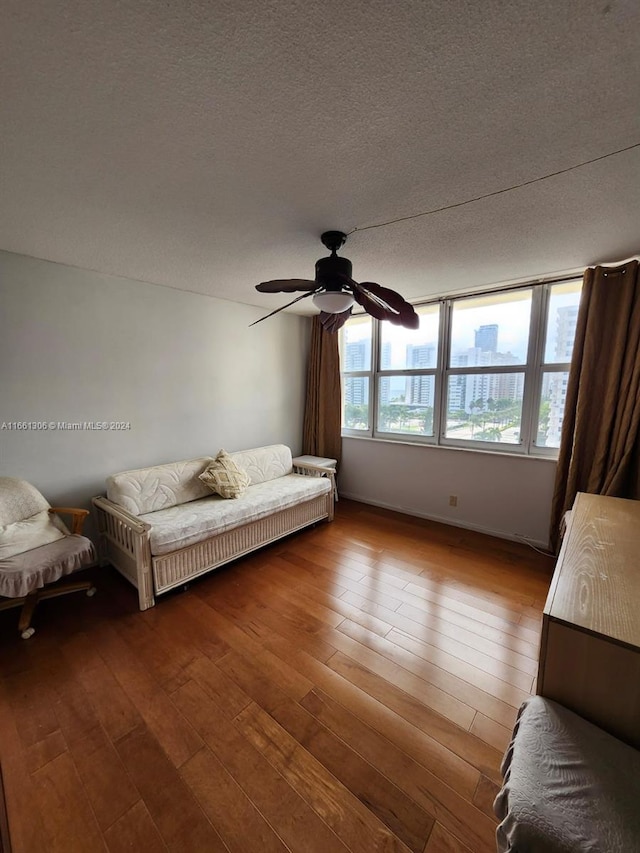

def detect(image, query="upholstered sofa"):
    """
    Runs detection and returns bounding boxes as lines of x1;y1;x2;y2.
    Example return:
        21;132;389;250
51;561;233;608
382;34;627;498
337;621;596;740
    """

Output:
92;445;334;610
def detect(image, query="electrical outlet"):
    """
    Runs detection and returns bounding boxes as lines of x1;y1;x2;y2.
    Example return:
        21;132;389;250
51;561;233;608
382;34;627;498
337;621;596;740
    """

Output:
449;495;458;507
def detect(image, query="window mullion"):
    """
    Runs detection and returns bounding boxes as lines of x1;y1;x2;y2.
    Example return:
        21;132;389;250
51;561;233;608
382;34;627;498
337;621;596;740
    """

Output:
371;316;380;436
435;299;451;443
519;286;545;451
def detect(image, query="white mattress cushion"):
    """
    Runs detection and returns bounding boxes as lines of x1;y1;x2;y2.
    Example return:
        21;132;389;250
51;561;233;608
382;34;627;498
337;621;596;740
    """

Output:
141;473;330;555
107;456;215;515
495;696;640;853
228;445;292;485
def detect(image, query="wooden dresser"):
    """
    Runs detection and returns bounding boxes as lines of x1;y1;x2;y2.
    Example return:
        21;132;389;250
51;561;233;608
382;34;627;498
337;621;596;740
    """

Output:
537;492;640;748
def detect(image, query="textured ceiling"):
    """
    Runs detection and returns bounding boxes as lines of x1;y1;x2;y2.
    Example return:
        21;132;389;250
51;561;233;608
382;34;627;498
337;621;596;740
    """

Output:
2;0;639;316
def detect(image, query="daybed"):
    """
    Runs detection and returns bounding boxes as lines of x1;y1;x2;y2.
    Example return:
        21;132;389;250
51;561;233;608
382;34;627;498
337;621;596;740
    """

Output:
92;444;334;610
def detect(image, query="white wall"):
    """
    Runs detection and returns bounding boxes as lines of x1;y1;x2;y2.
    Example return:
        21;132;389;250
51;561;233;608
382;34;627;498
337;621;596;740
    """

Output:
340;436;557;548
0;251;309;520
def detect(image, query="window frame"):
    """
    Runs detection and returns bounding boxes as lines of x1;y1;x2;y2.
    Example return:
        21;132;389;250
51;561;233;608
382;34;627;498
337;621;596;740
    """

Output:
340;277;581;456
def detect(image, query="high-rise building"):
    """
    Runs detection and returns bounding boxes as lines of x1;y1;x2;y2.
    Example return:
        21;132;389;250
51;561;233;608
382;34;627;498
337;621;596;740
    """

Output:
406;344;435;406
379;342;392;405
474;324;498;353
344;340;369;405
546;304;579;445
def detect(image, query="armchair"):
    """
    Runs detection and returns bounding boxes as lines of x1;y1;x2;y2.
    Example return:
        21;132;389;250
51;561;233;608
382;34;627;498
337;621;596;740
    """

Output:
0;477;97;639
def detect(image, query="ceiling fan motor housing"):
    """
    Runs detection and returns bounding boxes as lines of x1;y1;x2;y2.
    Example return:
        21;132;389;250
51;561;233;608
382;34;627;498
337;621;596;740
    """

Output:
315;255;353;292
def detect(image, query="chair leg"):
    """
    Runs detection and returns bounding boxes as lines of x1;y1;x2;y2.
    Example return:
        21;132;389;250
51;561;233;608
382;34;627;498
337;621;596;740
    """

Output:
38;580;96;602
12;581;97;639
18;592;40;639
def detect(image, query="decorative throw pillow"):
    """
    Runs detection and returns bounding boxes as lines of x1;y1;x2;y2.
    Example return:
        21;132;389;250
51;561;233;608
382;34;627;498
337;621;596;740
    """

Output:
198;450;251;499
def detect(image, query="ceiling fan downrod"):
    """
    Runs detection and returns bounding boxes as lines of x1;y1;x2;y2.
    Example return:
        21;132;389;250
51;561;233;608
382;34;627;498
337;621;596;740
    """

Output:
316;231;351;292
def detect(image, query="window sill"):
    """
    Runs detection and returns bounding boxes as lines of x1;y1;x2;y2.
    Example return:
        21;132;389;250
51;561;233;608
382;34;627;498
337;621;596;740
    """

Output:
341;433;559;462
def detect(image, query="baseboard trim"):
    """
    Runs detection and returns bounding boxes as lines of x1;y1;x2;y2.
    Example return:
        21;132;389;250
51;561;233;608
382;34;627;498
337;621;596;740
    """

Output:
339;491;550;552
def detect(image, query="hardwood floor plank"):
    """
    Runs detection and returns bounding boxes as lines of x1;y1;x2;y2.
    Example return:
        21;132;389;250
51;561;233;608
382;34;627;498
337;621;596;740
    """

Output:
114;609;205;694
0;499;548;853
300;689;497;853
90;623;204;767
146;593;231;665
384;627;532;705
319;618;518;727
181;655;253;719
215;648;300;712
115;726;228;852
3;668;60;749
103;801;168;853
270;695;435;853
32;751;106;852
396;601;539;661
389;623;534;690
263;559;394;639
235;700;414;853
172;679;352;853
61;633;143;743
68;725;140;833
473;774;501;819
181;746;289;853
0;682;50;852
24;729;68;774
327;653;503;783
470;712;515;754
423;822;475;853
327;647;472;729
340;590;538;674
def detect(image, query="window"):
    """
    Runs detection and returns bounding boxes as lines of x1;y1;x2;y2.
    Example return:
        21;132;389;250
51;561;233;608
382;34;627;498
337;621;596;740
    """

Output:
340;314;372;430
340;278;582;456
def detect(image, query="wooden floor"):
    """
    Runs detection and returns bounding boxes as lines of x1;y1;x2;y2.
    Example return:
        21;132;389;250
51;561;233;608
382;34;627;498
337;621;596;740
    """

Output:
0;499;554;853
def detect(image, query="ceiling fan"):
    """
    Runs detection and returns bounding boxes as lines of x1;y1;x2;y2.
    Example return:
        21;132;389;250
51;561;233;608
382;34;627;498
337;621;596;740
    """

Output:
252;231;420;332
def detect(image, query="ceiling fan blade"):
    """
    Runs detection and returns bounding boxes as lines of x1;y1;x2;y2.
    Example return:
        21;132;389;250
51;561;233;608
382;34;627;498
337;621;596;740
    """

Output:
319;308;352;333
249;291;315;327
256;279;317;293
351;282;399;324
357;281;420;330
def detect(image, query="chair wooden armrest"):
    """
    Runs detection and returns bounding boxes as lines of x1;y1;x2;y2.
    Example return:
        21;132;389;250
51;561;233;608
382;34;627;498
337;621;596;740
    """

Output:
49;506;90;534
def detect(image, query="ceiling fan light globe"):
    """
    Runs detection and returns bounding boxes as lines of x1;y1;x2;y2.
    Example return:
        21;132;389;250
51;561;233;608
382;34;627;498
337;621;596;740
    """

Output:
312;292;355;314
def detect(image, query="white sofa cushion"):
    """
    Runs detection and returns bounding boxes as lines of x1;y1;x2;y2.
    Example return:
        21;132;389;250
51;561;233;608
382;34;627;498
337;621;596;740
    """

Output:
229;445;292;485
141;473;331;556
107;456;215;515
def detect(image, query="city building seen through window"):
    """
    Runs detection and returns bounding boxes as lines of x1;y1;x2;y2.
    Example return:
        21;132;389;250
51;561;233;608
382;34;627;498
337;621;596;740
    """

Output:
339;279;582;455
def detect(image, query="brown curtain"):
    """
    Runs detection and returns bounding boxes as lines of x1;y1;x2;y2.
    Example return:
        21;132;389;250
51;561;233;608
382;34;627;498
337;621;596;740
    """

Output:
549;260;640;551
302;316;342;464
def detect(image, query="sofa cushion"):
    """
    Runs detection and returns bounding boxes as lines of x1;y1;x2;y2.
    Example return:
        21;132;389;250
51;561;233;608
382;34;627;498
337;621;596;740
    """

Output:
141;473;331;556
228;445;292;485
0;509;68;561
107;456;215;515
199;450;251;499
